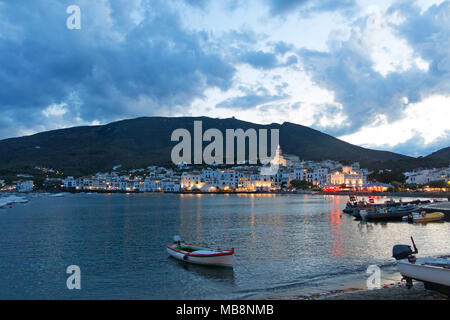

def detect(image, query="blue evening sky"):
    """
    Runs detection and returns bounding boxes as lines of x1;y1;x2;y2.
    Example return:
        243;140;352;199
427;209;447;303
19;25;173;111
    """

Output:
0;0;449;156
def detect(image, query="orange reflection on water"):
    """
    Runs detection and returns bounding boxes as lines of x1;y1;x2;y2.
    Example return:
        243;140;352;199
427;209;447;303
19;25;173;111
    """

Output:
330;196;345;258
250;195;255;240
196;196;202;242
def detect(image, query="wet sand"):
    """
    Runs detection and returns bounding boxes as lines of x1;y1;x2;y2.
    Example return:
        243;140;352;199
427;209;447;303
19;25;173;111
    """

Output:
321;282;447;300
261;282;447;300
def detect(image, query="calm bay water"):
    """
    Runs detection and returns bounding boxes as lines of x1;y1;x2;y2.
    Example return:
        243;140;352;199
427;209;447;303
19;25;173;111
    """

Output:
0;193;449;299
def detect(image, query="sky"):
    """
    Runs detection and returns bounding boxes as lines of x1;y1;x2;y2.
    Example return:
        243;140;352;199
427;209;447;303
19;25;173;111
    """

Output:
0;0;449;157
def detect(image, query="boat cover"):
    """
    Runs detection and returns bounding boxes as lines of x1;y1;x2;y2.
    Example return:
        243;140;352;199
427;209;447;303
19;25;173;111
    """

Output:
189;250;223;255
424;258;450;269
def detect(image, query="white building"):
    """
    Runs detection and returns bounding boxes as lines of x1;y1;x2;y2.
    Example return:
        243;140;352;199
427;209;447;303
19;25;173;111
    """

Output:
327;166;366;188
405;166;450;184
181;172;203;189
16;180;34;192
162;181;180;192
293;167;329;186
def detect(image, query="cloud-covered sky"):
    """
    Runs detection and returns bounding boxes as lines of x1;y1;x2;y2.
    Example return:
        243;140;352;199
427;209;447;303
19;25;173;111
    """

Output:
0;0;449;156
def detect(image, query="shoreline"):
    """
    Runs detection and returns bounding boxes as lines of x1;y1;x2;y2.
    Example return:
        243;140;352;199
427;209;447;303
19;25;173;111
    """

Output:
319;191;450;198
318;282;447;300
258;282;447;300
2;190;449;198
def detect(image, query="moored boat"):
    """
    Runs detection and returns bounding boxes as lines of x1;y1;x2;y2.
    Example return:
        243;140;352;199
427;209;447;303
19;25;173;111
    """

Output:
359;209;369;221
393;237;450;295
49;193;66;197
167;236;234;268
412;211;445;223
0;195;29;208
365;204;417;221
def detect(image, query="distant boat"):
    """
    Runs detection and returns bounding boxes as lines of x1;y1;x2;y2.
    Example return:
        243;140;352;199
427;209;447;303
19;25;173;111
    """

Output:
412;211;445;223
49;193;65;197
402;211;445;223
167;236;234;268
0;195;29;208
393;237;450;295
359;209;369;221
344;197;368;214
364;204;418;221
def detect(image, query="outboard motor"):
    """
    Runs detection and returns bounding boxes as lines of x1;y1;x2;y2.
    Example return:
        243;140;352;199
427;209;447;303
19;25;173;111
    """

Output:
393;237;419;289
393;245;414;260
173;235;182;245
392;237;418;261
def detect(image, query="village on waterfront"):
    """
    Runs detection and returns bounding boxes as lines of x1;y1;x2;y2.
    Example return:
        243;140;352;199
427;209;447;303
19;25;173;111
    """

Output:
2;0;450;306
1;146;449;195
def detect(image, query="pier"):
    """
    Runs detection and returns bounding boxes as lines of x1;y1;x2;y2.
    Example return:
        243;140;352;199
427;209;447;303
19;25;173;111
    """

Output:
419;201;450;221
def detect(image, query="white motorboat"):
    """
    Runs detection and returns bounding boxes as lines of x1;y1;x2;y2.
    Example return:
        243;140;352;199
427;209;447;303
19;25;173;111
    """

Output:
359;209;369;221
0;195;29;208
167;236;234;268
50;193;66;197
393;237;450;295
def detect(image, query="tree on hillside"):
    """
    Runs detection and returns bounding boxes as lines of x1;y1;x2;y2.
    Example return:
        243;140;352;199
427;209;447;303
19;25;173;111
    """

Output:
427;180;448;188
368;170;406;184
290;179;314;190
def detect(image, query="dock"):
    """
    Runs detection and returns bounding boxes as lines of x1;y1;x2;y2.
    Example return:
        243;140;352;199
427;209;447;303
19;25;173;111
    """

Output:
419;201;450;221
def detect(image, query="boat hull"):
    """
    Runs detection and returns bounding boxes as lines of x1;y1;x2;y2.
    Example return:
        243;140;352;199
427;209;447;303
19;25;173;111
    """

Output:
167;244;234;268
366;207;416;221
413;212;445;223
398;261;450;294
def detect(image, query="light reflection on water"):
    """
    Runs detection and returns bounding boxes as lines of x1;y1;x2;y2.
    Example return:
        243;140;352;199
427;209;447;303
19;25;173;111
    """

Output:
0;193;448;299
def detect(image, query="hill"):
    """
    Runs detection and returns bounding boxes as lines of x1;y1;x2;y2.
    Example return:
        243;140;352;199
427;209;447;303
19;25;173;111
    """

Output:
0;116;412;175
425;147;450;161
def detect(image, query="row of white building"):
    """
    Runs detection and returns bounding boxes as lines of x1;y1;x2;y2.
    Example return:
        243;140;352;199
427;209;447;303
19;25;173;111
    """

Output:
63;167;181;192
404;166;450;184
0;180;34;192
61;155;369;192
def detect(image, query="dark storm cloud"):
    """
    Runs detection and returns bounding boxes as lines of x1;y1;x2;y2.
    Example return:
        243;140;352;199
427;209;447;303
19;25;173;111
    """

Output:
298;1;450;140
216;87;289;109
182;0;209;9
372;131;450;158
0;0;236;138
299;47;426;135
238;48;298;70
273;41;294;54
238;50;279;69
391;1;450;94
265;0;356;15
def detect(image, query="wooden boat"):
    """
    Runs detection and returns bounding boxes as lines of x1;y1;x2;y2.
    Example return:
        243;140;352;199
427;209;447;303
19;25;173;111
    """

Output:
167;236;234;268
412;211;445;223
393;237;450;295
